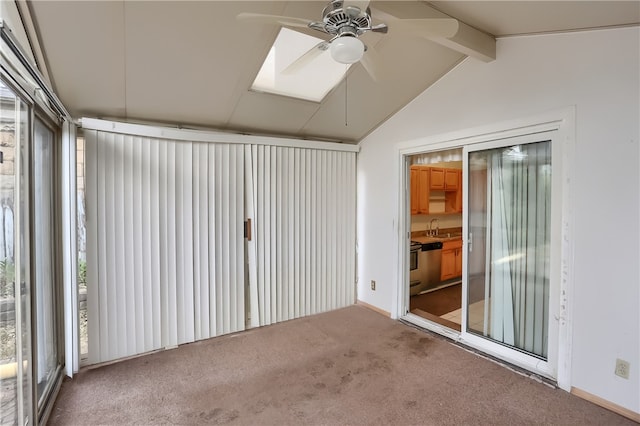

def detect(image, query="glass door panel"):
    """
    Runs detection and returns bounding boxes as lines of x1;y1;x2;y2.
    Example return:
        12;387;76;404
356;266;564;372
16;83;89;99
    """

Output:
33;118;58;403
0;80;32;425
466;139;552;359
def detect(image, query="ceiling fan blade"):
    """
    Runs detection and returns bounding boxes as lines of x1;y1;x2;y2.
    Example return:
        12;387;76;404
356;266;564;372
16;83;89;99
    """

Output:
236;13;313;29
343;1;370;14
359;44;389;82
392;18;459;39
370;23;388;34
282;41;330;75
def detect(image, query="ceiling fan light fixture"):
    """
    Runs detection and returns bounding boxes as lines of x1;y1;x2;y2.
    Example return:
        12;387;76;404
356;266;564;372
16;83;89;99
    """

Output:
330;36;364;64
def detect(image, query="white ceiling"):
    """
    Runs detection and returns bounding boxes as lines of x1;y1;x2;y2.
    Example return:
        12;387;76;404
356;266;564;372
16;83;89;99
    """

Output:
25;1;640;143
430;1;640;37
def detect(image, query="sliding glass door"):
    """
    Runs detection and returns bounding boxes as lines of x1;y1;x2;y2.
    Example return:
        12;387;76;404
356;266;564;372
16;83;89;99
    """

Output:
464;132;557;375
0;79;32;426
2;27;66;423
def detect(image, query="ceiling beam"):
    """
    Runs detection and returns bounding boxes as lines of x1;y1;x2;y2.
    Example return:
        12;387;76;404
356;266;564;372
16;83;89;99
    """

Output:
429;20;496;62
373;1;496;62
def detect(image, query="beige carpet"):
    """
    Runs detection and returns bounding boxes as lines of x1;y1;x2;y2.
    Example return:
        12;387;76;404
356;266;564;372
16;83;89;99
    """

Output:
49;305;633;425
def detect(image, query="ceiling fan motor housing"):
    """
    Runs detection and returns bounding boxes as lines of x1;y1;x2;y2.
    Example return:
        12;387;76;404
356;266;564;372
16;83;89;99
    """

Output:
321;0;372;36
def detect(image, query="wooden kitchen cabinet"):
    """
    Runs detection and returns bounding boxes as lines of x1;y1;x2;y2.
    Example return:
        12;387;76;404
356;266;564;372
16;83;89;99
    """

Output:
444;169;463;213
430;168;445;190
410;168;418;215
444;168;459;190
431;167;459;191
411;165;462;215
455;245;463;277
441;249;457;281
456;170;463;212
441;239;463;281
410;165;430;214
417;168;429;214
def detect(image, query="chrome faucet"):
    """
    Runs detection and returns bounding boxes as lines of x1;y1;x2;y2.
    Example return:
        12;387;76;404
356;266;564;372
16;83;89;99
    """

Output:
429;218;439;236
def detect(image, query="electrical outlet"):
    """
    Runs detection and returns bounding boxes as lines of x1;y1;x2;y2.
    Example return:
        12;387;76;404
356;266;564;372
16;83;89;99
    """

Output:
370;280;376;291
615;358;630;379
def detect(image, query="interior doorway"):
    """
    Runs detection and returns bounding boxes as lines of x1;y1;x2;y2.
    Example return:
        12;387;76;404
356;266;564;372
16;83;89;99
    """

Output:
407;148;464;331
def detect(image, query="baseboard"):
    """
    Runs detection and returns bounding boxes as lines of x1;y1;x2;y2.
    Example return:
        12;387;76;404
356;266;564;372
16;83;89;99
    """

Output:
571;387;640;423
356;300;390;317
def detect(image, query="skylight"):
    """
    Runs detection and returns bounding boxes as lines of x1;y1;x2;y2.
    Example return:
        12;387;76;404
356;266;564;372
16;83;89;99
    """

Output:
251;28;351;102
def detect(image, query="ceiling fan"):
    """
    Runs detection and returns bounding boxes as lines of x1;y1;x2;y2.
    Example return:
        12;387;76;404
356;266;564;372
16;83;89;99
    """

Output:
237;0;459;80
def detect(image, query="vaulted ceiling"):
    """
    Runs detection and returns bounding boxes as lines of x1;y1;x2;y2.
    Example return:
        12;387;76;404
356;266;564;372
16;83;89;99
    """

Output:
21;1;640;143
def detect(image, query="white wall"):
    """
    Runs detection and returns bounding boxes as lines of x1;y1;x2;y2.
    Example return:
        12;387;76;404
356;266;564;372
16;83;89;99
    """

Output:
357;27;639;413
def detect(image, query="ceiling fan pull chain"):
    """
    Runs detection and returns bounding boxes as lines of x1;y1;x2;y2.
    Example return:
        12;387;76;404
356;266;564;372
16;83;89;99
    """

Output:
345;66;348;127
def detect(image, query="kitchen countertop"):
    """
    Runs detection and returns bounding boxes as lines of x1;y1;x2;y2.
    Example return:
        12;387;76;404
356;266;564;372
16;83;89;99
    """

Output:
412;228;463;243
412;234;462;243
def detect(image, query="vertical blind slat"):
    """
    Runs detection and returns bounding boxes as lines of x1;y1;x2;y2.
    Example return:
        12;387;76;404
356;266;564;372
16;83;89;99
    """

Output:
175;144;185;344
293;149;301;319
123;136;137;354
183;143;196;344
307;149;313;315
113;134;126;358
104;132;117;360
150;140;162;350
158;141;168;348
214;144;223;335
256;146;265;325
166;142;178;347
192;144;201;340
131;137;143;354
140;137;152;352
311;149;318;314
235;145;245;331
85;131;100;363
200;143;211;339
270;148;277;324
207;144;217;335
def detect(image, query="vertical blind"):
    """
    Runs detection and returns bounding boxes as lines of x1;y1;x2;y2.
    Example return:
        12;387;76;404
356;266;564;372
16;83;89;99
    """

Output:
85;128;356;364
86;132;245;363
246;146;356;327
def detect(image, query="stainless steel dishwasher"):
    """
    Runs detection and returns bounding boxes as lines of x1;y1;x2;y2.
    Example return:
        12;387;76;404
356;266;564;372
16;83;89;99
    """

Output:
419;241;443;291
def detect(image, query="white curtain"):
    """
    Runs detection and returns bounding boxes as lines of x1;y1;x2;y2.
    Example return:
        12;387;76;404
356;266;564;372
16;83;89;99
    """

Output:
246;145;356;326
86;132;245;364
486;141;551;358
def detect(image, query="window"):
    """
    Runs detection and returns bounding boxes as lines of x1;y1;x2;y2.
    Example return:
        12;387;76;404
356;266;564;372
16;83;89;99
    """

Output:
251;28;351;102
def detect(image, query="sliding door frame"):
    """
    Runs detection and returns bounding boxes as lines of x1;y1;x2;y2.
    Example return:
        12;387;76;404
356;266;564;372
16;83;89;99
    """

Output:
30;109;65;423
461;131;559;379
394;107;575;390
